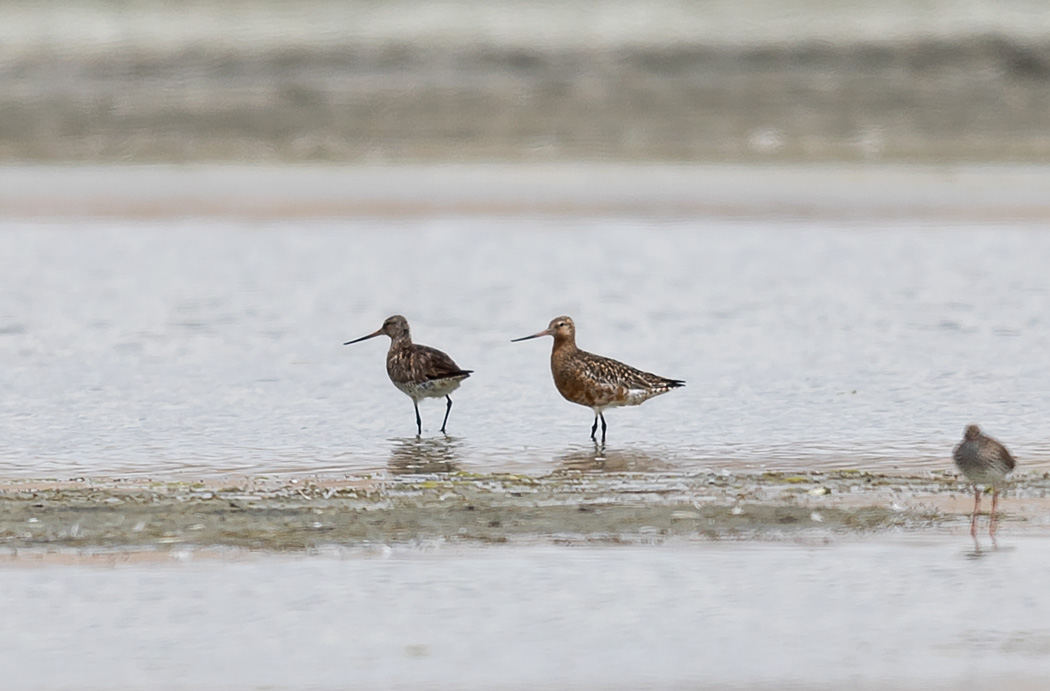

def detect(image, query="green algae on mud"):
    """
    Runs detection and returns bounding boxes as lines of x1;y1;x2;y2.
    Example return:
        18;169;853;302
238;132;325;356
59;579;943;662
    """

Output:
0;469;1009;551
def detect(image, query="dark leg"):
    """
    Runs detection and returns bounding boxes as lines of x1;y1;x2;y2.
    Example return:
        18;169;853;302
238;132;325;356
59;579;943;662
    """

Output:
970;487;981;538
990;488;1000;538
441;396;453;434
599;413;607;445
414;400;422;436
590;415;599;441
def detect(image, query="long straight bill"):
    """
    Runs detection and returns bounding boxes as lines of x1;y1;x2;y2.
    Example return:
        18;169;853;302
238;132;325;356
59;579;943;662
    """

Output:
511;328;553;342
343;329;383;345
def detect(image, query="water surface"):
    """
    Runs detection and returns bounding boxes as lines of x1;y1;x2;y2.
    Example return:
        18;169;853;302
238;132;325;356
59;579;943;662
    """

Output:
2;537;1049;689
2;196;1049;478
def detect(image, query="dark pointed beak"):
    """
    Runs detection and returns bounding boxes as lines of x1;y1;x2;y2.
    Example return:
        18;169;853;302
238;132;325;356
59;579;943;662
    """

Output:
511;327;553;342
344;328;383;345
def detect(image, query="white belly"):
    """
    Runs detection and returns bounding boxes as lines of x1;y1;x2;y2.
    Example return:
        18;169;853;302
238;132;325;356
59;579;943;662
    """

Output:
393;377;464;401
592;386;670;412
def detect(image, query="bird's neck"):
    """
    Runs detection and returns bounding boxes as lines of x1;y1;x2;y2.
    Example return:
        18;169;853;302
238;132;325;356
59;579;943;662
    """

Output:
551;333;576;356
388;333;412;351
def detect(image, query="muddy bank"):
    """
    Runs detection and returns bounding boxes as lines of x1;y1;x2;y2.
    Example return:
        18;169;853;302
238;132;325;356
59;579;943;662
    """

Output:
1;470;1046;551
4;36;1050;163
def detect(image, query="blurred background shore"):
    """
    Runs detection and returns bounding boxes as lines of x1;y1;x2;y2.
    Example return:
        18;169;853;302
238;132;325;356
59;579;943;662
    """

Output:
4;0;1050;164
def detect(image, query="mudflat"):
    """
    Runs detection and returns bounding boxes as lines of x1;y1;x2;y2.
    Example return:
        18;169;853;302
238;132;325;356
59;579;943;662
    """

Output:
4;1;1050;163
0;469;1045;552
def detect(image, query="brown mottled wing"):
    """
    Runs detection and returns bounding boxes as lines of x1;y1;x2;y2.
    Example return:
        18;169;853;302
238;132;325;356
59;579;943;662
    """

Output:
578;350;684;393
955;435;1017;475
412;344;473;383
985;437;1017;472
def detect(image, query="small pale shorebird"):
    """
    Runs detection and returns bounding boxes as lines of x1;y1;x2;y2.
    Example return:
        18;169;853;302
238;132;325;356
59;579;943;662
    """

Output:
512;316;684;444
344;315;472;435
952;424;1016;538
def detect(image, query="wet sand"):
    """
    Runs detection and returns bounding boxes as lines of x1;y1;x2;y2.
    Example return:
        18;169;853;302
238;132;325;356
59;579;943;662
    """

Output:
6;38;1050;164
1;469;1046;553
4;163;1050;220
4;1;1050;164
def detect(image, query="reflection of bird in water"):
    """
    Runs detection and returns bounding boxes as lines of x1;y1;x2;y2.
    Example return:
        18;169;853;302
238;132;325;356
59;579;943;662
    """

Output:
387;436;463;475
555;446;669;473
344;315;472;435
512;316;684;444
952;424;1016;538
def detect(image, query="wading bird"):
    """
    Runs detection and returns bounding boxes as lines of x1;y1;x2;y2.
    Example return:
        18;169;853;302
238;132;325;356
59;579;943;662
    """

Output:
952;424;1016;538
512;316;684;444
344;315;472;435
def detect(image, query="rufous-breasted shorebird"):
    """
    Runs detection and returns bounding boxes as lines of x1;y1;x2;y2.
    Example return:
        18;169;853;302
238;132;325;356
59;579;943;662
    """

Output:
344;315;472;435
512;316;684;443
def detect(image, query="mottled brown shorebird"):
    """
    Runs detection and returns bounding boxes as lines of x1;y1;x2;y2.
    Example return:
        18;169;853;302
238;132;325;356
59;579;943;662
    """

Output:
344;315;472;435
952;424;1016;538
512;316;684;443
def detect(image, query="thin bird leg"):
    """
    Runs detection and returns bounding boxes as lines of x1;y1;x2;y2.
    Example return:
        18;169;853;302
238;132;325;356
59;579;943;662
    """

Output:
599;413;608;445
990;488;1000;537
591;416;599;441
970;487;981;538
414;400;422;436
441;395;453;434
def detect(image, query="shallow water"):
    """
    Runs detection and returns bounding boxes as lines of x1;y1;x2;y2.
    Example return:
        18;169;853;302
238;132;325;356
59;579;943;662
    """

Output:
2;537;1050;689
2;169;1050;478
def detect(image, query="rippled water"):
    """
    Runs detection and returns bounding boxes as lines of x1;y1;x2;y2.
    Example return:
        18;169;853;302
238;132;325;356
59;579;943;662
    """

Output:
3;537;1050;689
2;180;1050;478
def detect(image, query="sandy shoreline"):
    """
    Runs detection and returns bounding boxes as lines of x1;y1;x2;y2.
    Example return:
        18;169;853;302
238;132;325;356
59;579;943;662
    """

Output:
4;22;1050;164
0;470;1044;554
4;163;1050;221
